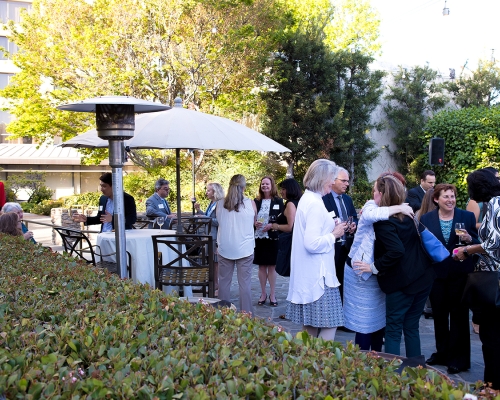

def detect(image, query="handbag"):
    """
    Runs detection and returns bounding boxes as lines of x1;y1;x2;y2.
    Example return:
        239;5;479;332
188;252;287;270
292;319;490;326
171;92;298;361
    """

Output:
413;217;450;263
275;231;292;277
462;254;500;308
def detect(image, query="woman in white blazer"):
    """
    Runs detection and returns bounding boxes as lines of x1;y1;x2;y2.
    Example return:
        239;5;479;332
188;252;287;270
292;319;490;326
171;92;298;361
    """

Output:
286;159;347;341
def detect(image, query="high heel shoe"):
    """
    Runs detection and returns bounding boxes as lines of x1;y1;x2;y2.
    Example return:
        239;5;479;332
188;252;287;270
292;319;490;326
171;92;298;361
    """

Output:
258;295;267;306
269;296;278;307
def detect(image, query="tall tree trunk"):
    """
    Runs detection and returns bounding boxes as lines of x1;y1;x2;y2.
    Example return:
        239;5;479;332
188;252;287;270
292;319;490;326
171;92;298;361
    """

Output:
286;160;294;178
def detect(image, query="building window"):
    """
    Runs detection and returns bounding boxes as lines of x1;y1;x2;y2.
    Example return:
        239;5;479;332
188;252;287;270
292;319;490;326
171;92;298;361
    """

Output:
0;1;31;24
0;72;13;88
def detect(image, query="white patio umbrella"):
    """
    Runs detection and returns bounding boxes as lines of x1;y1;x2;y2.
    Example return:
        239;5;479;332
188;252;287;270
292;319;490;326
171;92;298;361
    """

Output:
61;97;291;230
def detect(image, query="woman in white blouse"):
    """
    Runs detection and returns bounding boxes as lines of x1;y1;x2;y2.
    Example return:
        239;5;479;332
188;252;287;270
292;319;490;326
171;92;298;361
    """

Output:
217;174;257;314
285;159;347;340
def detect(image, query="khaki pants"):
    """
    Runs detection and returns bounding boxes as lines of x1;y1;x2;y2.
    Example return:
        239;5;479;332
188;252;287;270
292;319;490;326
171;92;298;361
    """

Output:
218;253;254;314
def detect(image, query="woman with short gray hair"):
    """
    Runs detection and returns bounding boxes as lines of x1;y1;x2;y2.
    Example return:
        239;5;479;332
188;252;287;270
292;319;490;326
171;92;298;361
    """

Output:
286;159;347;341
1;202;35;242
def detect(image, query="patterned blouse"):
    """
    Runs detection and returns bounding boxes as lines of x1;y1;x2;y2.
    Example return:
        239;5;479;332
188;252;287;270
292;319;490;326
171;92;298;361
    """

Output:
439;219;453;245
478;196;500;268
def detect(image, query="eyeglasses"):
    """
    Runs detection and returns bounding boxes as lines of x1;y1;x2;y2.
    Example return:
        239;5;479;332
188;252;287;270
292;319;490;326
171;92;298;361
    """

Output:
335;179;349;184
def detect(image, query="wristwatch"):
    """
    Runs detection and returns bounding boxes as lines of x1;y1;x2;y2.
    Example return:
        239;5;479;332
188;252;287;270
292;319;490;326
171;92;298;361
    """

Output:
463;246;470;258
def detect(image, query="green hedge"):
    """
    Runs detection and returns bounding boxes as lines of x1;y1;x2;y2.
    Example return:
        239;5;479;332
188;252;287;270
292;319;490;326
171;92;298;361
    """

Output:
0;234;482;398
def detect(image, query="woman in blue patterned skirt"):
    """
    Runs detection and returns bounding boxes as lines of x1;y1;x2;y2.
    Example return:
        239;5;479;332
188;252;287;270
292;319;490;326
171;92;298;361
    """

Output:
345;172;413;351
286;159;347;341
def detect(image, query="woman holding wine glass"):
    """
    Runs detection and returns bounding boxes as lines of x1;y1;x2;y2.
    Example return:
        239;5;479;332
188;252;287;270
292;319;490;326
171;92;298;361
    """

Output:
254;176;284;307
420;183;479;374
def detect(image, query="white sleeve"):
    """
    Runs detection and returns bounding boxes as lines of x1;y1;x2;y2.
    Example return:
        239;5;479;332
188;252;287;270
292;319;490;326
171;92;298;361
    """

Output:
360;200;390;224
303;206;336;254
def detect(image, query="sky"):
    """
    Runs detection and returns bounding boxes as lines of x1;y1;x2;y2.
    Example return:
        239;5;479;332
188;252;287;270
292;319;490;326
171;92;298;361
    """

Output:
370;0;500;76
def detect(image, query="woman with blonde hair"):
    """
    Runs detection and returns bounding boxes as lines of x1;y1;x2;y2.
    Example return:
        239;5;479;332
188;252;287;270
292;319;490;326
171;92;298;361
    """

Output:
358;175;434;357
216;175;257;313
286;159;347;341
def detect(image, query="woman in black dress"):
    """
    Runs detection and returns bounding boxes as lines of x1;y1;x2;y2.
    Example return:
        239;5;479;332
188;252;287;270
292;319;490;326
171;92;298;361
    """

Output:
254;176;284;306
271;178;302;234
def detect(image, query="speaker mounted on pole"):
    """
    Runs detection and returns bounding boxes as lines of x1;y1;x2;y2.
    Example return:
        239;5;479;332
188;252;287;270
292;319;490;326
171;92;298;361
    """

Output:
429;138;445;166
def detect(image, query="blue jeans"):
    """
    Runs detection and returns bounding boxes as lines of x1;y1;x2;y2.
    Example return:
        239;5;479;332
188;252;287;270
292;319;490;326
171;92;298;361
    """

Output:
385;286;432;357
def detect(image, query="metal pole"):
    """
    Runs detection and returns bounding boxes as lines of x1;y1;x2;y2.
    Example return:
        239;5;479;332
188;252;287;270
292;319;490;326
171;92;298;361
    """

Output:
191;149;196;215
109;140;128;278
176;148;182;233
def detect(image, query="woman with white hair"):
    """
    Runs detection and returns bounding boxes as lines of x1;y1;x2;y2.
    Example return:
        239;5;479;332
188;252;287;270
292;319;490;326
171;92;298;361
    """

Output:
1;202;35;242
286;159;347;340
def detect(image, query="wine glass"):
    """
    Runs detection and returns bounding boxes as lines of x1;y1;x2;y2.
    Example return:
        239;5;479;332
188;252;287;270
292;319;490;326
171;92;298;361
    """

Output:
346;216;354;237
269;215;276;230
156;216;165;230
455;222;465;245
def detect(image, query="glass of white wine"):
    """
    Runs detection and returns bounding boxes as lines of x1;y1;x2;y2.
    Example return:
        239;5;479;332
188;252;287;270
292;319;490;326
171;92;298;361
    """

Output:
157;216;165;230
455;222;466;245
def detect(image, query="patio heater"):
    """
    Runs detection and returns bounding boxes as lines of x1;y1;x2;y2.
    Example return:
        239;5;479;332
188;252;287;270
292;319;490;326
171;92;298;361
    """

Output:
58;96;170;278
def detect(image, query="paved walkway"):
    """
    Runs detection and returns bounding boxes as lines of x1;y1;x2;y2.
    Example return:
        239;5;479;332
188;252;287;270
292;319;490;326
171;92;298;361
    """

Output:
26;213;484;385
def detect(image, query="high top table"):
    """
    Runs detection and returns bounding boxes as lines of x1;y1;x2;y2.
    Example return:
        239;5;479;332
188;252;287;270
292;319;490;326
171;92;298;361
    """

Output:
96;229;192;296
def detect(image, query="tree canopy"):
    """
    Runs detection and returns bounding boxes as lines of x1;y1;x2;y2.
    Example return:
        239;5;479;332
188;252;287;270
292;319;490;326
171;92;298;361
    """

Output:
383;65;448;182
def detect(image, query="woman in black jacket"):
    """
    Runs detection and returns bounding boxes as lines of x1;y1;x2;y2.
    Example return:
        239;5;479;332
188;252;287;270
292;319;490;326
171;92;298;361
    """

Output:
420;183;478;374
372;175;435;357
254;176;284;306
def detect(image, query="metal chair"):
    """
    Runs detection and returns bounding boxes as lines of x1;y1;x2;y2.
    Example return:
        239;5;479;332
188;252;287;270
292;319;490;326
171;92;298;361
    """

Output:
170;216;212;235
152;234;215;298
53;226;132;278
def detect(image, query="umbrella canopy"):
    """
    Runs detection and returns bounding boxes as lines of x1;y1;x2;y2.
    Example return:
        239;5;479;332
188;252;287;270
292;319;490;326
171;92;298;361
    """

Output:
61;98;290;152
61;98;290;230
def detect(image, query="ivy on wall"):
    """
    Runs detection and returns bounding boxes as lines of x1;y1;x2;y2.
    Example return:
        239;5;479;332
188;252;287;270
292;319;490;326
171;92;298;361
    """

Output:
419;105;500;208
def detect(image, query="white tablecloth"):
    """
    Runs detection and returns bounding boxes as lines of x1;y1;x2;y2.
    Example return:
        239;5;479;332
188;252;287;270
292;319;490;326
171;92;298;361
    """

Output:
96;229;192;296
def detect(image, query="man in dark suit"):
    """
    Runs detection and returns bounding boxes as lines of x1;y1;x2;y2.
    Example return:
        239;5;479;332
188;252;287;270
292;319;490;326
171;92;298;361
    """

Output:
322;167;358;304
406;170;436;212
146;178;176;229
73;172;137;231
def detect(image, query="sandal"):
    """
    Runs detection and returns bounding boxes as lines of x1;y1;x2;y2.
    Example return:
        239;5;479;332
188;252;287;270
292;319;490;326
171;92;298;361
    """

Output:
269;297;278;307
258;295;267;306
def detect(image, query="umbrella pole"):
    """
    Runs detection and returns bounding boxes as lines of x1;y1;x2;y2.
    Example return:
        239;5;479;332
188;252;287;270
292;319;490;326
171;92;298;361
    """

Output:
176;148;182;233
191;150;196;215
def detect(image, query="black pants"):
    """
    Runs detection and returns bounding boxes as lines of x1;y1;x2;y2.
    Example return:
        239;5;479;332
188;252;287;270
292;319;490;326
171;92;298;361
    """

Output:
478;307;500;389
429;275;471;370
334;242;349;302
355;328;385;352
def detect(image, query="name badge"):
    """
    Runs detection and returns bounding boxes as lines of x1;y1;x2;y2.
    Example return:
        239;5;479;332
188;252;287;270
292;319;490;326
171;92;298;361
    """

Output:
273;204;280;210
159;204;164;209
99;206;103;211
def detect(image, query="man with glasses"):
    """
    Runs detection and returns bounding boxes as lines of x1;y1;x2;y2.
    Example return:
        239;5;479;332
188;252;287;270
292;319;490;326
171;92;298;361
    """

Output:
406;170;436;212
322;167;358;306
73;172;137;232
146;179;176;229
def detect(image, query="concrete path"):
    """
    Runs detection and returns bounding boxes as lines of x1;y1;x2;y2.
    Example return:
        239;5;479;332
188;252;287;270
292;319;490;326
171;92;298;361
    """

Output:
25;213;484;385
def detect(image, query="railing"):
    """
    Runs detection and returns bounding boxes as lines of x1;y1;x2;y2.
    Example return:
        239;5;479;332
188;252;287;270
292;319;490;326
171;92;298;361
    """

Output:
22;219;100;235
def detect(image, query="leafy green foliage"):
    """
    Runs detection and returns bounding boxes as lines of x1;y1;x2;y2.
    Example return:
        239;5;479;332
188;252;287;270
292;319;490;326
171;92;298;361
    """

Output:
6;169;54;203
260;30;343;177
328;51;385;186
419;105;500;208
445;60;500;108
384;66;448;181
31;200;64;216
61;192;102;210
0;234;481;398
0;0;287;144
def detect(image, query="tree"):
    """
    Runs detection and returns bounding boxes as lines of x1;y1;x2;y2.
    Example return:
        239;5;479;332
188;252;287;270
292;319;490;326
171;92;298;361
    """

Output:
329;51;384;185
418;105;500;207
6;170;53;202
284;0;381;55
259;29;342;178
383;65;448;181
445;60;500;108
0;0;287;144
